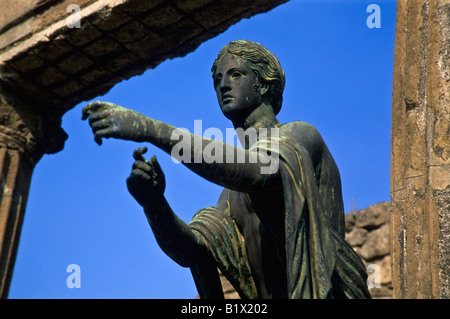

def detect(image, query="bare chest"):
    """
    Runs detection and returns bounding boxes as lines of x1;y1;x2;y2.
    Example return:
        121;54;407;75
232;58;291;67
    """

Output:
227;190;287;298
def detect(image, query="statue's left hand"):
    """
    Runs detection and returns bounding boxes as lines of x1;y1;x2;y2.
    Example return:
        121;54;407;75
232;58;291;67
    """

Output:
81;101;148;145
126;147;166;209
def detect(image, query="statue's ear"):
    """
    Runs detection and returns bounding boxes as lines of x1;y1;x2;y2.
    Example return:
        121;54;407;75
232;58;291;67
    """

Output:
259;82;269;96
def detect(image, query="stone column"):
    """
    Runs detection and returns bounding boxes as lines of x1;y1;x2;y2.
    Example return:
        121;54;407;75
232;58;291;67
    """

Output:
391;0;450;298
0;85;67;298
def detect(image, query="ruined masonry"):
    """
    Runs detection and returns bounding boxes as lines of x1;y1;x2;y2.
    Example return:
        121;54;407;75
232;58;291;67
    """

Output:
345;202;392;299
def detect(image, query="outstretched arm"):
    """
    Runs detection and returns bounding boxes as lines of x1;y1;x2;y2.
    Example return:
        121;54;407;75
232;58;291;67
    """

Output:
82;101;281;192
127;147;208;268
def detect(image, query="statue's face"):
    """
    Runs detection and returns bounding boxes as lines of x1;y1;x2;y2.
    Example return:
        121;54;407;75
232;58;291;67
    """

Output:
213;53;262;121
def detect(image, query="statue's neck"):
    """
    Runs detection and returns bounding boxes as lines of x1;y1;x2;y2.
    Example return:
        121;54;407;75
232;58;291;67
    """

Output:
232;102;280;149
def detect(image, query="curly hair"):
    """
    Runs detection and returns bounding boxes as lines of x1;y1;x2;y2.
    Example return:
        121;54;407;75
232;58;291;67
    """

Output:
211;40;285;115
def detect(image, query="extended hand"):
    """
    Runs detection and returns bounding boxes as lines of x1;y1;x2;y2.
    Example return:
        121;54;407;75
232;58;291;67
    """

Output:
126;147;166;209
81;101;149;145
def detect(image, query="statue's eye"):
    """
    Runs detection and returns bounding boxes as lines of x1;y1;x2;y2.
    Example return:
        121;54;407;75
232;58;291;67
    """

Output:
214;75;222;86
232;71;242;78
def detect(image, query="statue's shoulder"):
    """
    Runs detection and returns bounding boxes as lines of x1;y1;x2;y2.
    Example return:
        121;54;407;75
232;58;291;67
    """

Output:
281;120;316;130
280;121;321;142
279;121;327;163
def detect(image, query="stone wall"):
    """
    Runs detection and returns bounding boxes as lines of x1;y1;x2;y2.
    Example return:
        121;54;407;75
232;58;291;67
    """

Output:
345;202;392;299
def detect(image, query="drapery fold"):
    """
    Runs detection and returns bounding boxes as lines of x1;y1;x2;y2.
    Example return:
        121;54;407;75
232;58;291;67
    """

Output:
189;133;370;299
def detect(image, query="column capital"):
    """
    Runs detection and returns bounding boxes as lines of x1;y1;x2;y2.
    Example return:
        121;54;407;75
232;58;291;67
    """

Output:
0;84;67;164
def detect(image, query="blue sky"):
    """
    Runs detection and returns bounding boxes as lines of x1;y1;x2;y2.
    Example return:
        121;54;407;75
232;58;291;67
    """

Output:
8;0;396;298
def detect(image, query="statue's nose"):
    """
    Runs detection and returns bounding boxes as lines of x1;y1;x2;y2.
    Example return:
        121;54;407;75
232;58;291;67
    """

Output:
219;76;231;93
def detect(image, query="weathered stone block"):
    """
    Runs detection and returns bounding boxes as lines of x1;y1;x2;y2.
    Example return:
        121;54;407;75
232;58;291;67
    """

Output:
56;52;94;74
369;286;393;299
111;20;148;45
89;6;132;32
52;79;84;97
379;255;392;285
355;201;390;230
31;66;67;86
101;51;138;74
83;36;123;59
140;4;184;30
359;224;390;261
10;53;46;73
80;67;110;85
173;0;215;13
34;39;74;62
123;32;165;60
119;0;164;17
64;21;103;47
345;228;368;247
344;212;355;232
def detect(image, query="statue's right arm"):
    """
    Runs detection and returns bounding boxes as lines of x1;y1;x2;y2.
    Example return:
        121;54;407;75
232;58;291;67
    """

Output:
144;196;209;268
82;101;281;193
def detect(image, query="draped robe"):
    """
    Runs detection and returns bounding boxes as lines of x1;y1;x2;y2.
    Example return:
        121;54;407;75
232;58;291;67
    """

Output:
188;122;371;299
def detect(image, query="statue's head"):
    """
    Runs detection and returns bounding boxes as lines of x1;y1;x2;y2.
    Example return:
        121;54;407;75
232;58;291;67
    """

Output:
211;40;285;115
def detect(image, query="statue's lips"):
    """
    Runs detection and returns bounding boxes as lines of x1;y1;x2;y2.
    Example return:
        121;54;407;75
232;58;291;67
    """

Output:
222;95;234;104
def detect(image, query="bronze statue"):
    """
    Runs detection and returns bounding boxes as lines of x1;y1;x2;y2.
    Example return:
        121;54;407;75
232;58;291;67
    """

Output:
82;40;371;299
